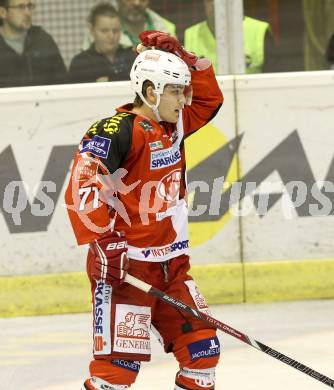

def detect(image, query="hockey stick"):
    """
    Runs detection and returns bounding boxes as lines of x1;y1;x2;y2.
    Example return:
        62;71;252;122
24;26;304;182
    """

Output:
124;274;334;388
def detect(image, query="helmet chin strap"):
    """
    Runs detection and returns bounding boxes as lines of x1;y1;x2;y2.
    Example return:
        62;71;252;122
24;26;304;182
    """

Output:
138;91;163;122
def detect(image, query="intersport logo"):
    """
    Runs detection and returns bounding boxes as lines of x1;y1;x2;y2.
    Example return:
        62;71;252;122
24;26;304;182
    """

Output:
142;239;189;258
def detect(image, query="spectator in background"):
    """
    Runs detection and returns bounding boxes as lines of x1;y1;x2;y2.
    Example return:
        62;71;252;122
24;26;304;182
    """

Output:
83;0;175;50
184;0;277;74
148;0;205;44
117;0;175;47
303;0;334;71
0;0;66;87
326;34;334;69
69;3;135;83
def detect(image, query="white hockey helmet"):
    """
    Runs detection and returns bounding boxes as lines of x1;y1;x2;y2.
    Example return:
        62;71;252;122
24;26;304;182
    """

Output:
130;49;192;120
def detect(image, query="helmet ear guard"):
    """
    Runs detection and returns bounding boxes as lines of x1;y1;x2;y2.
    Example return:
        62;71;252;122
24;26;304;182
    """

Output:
184;85;193;106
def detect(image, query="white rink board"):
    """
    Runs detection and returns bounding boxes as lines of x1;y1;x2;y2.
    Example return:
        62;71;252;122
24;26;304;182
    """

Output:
235;71;334;262
0;71;334;275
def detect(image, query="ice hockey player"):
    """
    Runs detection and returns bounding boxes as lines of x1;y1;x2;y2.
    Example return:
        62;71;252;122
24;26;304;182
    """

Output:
65;30;224;389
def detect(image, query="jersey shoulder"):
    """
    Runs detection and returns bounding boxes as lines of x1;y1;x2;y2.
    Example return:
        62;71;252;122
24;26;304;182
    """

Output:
86;111;136;139
80;112;135;167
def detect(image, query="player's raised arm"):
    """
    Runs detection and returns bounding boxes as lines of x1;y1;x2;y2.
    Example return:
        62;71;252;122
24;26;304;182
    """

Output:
137;30;224;137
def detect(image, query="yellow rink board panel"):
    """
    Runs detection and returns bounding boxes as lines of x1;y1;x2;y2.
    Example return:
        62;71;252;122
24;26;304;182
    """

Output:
0;259;334;317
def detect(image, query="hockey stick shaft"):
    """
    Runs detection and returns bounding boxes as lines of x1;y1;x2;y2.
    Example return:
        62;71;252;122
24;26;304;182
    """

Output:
125;274;334;388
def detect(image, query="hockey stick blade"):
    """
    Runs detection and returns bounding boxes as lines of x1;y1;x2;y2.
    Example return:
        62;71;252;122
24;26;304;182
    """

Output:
125;274;334;388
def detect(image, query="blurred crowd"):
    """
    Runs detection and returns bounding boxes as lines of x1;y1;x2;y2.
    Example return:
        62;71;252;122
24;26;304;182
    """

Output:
0;0;333;88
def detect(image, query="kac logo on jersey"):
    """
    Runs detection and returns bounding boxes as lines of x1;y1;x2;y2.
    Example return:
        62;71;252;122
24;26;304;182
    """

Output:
157;169;181;202
188;337;220;361
81;135;111;159
150;146;181;170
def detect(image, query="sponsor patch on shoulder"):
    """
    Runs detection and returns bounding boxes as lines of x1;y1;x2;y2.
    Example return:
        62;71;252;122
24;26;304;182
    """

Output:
188;337;220;361
80;135;111;159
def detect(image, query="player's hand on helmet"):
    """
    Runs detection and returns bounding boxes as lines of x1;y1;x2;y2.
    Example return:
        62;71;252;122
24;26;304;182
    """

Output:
139;30;198;67
90;231;129;286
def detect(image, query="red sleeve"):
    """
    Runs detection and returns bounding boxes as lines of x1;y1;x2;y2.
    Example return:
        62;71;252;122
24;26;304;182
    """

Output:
182;64;224;137
64;155;113;245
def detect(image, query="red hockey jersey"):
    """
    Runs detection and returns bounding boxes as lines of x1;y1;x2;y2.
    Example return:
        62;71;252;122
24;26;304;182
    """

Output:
65;65;223;262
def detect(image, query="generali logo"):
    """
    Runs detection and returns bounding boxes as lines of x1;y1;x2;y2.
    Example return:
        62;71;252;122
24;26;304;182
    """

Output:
117;312;150;339
113;305;151;354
